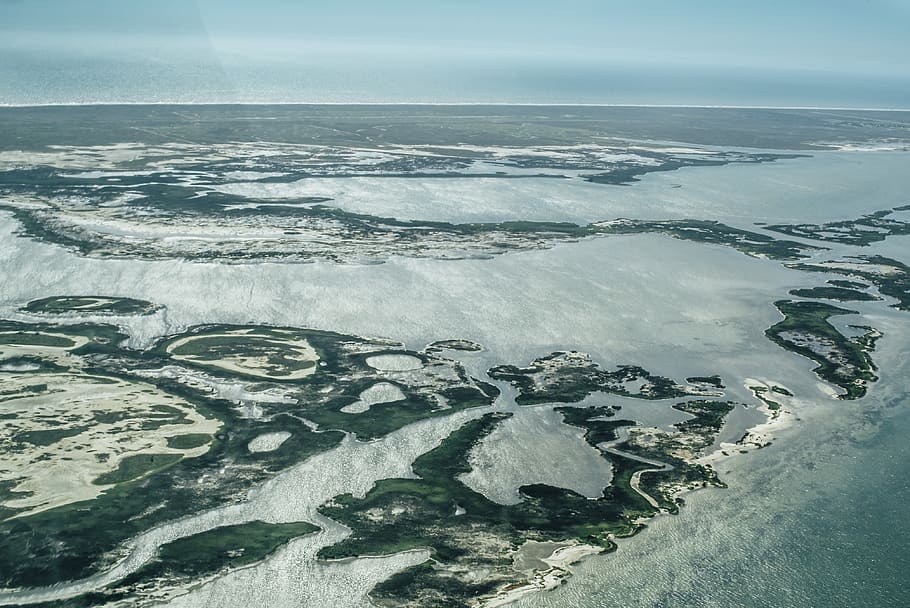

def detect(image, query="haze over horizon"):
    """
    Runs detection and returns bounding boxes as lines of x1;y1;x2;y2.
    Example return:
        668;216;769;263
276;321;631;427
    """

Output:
2;0;910;107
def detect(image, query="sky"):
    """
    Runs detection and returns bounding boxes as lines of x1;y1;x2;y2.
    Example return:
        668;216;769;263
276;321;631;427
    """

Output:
1;0;909;107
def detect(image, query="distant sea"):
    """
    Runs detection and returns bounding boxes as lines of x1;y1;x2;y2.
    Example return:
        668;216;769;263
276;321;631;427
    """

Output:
1;50;909;109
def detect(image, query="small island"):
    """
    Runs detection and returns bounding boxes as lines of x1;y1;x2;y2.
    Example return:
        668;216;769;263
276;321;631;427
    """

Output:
765;300;879;400
21;296;161;316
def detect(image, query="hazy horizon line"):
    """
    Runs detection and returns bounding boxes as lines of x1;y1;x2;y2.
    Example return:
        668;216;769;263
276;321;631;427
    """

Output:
2;101;909;112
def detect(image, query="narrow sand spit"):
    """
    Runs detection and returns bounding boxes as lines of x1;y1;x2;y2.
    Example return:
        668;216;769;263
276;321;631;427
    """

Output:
699;378;798;467
480;543;603;608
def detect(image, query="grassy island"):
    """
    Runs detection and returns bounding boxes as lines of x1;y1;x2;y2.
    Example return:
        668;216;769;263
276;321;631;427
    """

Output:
765;300;879;399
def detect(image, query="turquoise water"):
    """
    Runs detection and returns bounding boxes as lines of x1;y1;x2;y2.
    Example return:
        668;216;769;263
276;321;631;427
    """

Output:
789;409;910;607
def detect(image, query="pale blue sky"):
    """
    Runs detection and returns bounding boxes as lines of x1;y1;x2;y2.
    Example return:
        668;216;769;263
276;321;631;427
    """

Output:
2;0;909;106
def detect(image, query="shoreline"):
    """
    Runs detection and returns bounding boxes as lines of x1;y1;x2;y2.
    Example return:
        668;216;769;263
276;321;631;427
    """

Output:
478;543;604;608
700;378;800;466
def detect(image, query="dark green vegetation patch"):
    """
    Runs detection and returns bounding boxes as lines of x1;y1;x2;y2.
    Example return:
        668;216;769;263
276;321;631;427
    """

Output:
12;426;88;447
765;206;910;246
673;401;736;435
150;520;317;576
92;454;184;486
789;286;880;302
594;218;822;261
166;433;213;450
765;300;879;400
22;522;320;608
686;375;725;389
0;332;75;348
22;296;160;316
788;255;910;311
584;152;804;186
489;351;697;404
